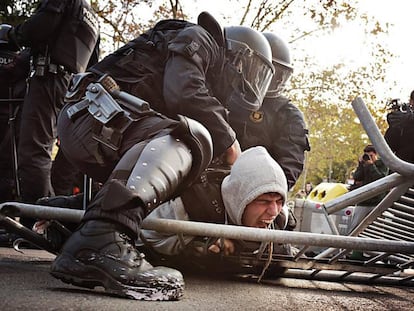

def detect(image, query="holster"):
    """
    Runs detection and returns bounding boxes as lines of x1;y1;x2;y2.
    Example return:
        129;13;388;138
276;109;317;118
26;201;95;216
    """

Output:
65;73;155;153
65;72;95;103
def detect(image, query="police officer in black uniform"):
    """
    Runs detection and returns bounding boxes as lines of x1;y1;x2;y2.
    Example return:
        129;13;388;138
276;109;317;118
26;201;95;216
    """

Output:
47;12;274;300
5;0;100;215
0;24;30;202
385;91;414;164
229;32;310;189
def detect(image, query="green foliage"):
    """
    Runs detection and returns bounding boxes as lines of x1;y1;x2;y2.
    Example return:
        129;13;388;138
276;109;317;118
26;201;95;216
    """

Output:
0;0;39;25
91;0;187;53
237;0;394;191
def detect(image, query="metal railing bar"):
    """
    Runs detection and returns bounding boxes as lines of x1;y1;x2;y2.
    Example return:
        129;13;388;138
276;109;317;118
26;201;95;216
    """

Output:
277;269;414;286
310;270;321;277
369;223;414;239
391;202;414;214
365;253;391;265
328;250;348;264
266;258;401;275
0;202;84;223
347;183;413;237
406;188;414;195
367;251;414;265
398;195;414;206
352;96;414;176
362;229;400;241
369;273;385;281
399;275;414;284
293;246;310;261
399;260;414;269
375;218;414;233
375;216;414;228
387;208;414;222
3;202;414;254
340;183;410;238
142;218;414;253
339;271;353;279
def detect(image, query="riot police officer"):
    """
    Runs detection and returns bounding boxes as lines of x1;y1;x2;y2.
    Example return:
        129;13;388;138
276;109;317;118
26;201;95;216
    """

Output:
229;32;310;189
0;24;30;202
48;12;274;301
385;91;414;163
4;0;100;217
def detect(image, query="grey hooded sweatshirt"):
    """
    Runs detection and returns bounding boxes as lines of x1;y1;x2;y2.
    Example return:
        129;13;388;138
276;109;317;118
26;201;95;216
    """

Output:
139;146;288;255
222;146;287;225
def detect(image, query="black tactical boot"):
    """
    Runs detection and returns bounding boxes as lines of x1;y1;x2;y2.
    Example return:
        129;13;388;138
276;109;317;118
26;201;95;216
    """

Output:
50;220;184;300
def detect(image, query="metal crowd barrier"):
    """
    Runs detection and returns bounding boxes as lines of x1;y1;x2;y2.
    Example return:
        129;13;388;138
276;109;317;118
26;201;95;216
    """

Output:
1;96;414;286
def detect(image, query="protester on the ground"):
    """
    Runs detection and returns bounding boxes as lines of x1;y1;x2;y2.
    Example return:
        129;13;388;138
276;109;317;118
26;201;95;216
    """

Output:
139;146;289;258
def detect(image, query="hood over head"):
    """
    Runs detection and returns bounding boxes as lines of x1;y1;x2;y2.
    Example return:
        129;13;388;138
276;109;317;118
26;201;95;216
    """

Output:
221;146;287;225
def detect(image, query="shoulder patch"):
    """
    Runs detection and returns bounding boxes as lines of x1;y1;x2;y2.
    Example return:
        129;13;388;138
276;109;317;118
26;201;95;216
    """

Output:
249;111;264;123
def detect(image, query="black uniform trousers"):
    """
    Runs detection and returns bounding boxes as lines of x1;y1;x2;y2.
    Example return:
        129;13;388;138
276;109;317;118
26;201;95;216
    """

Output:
17;72;70;204
57;103;180;238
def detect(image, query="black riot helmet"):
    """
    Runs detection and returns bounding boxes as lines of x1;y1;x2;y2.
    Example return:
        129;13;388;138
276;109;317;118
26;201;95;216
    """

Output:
0;24;12;45
263;32;293;98
221;26;274;112
0;24;20;54
0;24;19;71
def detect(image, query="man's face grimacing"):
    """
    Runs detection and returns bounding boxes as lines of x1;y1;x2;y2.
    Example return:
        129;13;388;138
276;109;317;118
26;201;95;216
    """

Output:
242;192;284;228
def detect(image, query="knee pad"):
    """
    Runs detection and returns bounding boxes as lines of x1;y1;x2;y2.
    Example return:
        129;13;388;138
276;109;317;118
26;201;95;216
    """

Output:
86;136;193;230
86;117;212;215
171;115;213;183
125;135;193;211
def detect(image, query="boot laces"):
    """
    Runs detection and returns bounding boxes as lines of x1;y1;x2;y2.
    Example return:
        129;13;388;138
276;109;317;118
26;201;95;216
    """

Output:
119;232;146;262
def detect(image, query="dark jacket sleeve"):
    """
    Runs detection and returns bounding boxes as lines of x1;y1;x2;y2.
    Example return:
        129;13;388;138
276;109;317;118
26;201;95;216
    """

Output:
163;26;236;157
11;0;67;48
351;158;388;205
265;99;310;189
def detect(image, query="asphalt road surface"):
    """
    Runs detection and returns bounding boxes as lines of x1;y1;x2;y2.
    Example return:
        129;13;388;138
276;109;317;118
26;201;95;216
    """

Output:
1;247;413;311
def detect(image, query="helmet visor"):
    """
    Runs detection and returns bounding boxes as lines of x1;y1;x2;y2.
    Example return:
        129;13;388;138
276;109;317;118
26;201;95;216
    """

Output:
266;62;293;98
227;39;274;109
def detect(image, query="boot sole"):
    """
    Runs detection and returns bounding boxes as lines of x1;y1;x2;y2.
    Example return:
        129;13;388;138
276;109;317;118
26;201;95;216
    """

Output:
50;253;184;301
